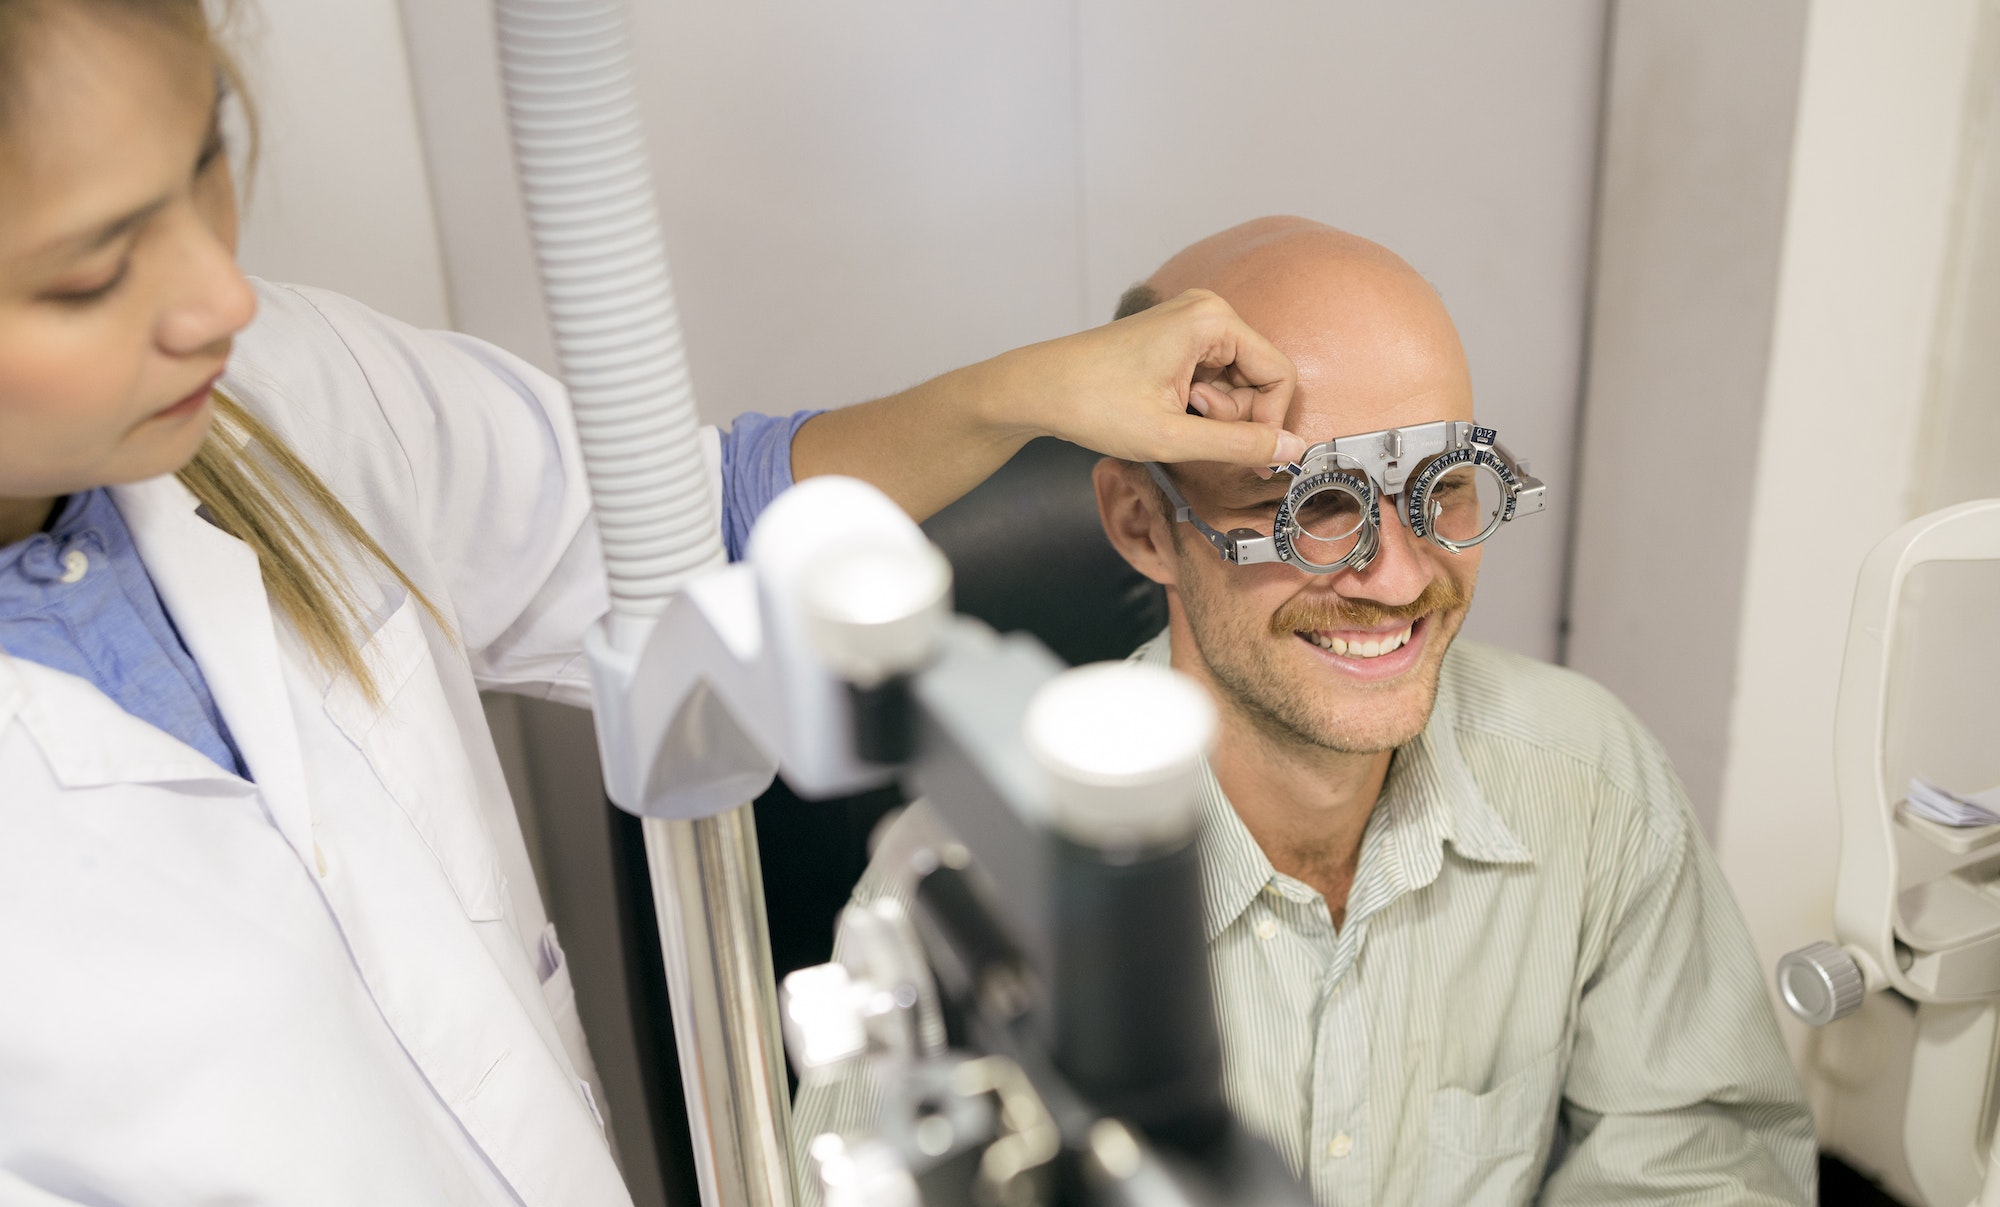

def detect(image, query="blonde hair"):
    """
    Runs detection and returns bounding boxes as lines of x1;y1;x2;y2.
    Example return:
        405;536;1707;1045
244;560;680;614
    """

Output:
3;0;449;704
182;394;451;704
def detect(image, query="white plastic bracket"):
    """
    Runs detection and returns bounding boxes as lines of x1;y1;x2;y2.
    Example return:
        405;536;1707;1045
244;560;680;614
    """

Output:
587;476;936;820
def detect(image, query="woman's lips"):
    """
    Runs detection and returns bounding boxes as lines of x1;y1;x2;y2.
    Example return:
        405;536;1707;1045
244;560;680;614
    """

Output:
154;372;221;421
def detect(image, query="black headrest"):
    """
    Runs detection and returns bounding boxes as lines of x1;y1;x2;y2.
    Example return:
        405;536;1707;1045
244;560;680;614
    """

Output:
920;437;1166;666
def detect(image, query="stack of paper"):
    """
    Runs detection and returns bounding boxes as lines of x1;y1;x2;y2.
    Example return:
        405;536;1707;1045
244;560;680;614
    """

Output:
1908;776;2000;827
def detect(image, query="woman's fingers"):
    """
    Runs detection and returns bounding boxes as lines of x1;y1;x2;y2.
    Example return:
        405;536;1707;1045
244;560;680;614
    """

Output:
1143;413;1307;469
1186;380;1237;419
1004;286;1304;470
1175;289;1297;428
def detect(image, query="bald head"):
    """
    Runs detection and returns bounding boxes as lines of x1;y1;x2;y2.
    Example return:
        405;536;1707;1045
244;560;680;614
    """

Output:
1140;217;1471;444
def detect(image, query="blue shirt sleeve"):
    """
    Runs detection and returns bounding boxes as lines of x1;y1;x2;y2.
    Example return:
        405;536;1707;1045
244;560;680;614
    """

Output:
718;409;823;562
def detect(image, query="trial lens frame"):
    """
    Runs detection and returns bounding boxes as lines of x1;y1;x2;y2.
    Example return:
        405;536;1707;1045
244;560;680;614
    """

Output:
1145;420;1548;574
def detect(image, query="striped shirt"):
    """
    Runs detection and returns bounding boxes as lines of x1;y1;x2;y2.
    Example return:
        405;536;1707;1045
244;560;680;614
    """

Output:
792;631;1815;1206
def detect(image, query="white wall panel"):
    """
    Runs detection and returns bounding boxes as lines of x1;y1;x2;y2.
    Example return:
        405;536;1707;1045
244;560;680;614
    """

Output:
1887;0;2000;809
1076;1;1609;659
225;0;450;329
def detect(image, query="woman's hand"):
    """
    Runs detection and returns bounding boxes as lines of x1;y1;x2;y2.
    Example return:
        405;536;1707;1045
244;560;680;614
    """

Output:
791;288;1304;520
987;288;1306;469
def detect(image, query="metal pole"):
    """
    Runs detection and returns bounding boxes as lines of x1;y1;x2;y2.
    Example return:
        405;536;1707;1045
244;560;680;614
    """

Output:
644;809;795;1207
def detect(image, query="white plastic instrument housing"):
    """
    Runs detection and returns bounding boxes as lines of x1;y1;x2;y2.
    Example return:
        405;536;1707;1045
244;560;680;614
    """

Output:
586;476;931;819
1797;498;2000;1207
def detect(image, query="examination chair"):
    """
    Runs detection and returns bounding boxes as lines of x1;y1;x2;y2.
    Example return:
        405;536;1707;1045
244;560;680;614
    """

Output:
605;437;1168;1199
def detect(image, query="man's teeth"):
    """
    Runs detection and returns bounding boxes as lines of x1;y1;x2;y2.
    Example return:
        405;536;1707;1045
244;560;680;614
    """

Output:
1304;625;1413;659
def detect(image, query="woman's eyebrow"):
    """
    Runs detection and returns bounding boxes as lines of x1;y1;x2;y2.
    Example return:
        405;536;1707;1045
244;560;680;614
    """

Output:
34;196;170;264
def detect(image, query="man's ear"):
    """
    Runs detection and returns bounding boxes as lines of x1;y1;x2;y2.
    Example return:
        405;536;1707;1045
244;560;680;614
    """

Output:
1093;459;1179;588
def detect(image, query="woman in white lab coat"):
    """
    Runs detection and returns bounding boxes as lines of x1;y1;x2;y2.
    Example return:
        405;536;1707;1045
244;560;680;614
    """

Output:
0;2;1302;1203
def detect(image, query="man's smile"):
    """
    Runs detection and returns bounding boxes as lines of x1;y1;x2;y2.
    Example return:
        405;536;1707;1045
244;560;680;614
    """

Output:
1292;614;1434;680
1299;621;1412;658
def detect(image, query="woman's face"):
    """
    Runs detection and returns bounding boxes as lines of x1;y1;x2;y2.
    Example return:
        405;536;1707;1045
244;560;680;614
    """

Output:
0;6;256;539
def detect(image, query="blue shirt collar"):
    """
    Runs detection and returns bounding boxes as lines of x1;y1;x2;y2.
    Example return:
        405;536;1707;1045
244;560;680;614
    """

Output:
0;490;111;598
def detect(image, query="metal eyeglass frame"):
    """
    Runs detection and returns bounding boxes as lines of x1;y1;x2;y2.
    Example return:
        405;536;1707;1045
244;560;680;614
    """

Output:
1144;420;1547;574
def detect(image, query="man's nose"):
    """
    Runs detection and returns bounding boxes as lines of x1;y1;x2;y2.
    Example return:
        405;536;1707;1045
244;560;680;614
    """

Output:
1331;497;1434;604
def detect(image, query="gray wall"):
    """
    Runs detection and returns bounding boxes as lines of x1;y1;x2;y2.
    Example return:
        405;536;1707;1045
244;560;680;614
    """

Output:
1565;0;1809;835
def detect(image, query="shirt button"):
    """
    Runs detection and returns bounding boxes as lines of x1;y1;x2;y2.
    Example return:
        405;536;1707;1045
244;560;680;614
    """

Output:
1254;917;1278;941
314;842;329;878
59;549;89;583
1326;1132;1353;1159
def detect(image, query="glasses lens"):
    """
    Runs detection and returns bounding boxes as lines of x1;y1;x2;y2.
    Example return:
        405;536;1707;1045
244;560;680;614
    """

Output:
1289;481;1367;565
1424;463;1506;545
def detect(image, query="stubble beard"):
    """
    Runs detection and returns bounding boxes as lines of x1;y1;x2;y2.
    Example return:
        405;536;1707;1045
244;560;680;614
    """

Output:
1173;554;1471;757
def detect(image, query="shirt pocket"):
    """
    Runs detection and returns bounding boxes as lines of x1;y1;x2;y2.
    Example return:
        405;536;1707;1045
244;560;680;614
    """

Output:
1418;1042;1565;1207
326;589;506;922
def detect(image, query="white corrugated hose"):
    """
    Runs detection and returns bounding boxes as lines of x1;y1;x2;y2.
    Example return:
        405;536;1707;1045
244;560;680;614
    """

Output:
494;0;723;629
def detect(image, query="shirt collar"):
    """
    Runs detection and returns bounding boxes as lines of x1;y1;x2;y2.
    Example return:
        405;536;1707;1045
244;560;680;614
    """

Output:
0;489;116;740
0;490;105;594
1129;627;1532;940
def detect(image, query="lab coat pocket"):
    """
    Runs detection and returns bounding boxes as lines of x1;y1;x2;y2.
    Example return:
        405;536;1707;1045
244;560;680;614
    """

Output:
1418;1043;1564;1207
327;591;506;921
537;922;606;1133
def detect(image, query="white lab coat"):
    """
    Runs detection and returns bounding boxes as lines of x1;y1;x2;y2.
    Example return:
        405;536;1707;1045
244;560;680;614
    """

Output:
0;282;720;1206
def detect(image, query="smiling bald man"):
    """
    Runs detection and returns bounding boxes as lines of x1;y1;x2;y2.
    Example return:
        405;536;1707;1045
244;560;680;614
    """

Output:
793;219;1814;1207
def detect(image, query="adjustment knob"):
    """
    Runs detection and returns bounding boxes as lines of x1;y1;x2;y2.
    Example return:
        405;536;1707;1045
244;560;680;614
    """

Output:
1776;941;1867;1026
808;1134;920;1207
779;963;868;1080
1023;663;1216;850
799;540;953;688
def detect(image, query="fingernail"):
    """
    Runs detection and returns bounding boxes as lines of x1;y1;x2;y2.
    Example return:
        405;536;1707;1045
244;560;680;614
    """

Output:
1274;432;1308;464
1254;465;1274;480
1187;391;1212;417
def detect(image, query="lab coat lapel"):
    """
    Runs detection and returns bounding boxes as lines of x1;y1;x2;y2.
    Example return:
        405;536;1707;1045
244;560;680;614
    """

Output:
0;648;248;789
112;476;317;864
